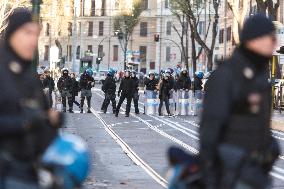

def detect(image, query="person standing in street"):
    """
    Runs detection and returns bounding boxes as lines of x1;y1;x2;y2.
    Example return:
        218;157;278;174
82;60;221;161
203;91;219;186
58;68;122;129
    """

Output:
200;14;280;189
43;69;55;108
131;70;140;114
115;70;135;117
144;71;158;91
70;73;80;108
57;68;73;113
158;73;172;116
177;68;191;91
101;69;117;114
79;68;95;113
0;8;60;189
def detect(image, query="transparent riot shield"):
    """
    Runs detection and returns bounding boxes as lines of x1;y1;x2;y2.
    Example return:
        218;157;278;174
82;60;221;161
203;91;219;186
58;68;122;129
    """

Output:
178;90;190;115
145;90;159;115
192;90;203;116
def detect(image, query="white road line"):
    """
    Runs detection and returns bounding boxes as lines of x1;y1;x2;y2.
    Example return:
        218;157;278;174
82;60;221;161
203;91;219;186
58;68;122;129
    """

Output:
93;90;284;181
90;108;168;188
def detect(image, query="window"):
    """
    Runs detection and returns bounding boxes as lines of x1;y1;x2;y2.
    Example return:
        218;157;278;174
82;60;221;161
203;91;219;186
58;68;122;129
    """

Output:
87;45;93;52
165;0;170;8
88;22;93;36
67;45;72;61
76;46;80;59
227;26;231;41
98;45;103;57
113;45;118;61
166;47;171;62
45;23;50;36
219;29;224;44
44;45;49;61
115;0;119;9
68;22;72;36
140;22;148;37
198;21;205;35
99;21;104;36
139;46;147;63
91;0;95;16
150;62;155;69
141;0;148;10
166;21;172;35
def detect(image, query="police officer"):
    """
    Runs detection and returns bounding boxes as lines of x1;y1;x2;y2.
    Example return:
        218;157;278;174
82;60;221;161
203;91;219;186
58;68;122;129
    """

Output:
43;69;55;108
158;73;172;116
200;14;279;189
57;68;73;113
177;68;191;91
115;70;135;117
131;70;140;114
144;71;158;91
80;68;95;113
70;73;80;107
101;69;117;114
0;8;59;189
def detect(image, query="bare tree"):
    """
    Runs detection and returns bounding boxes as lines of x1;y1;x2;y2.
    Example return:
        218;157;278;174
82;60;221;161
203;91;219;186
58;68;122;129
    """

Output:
114;0;143;70
255;0;280;21
0;0;30;35
171;0;219;71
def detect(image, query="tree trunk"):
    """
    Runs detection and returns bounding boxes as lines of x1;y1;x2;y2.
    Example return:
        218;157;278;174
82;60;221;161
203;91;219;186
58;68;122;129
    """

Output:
207;51;213;71
189;22;197;74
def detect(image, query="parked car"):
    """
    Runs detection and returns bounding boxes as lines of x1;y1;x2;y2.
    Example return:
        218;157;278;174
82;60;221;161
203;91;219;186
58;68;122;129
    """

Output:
94;70;108;84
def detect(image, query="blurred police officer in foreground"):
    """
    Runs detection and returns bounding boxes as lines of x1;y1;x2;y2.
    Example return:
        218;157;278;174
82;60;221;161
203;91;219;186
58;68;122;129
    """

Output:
101;69;117;114
116;70;135;117
131;70;140;114
79;69;95;113
200;14;279;189
0;8;60;189
57;68;73;113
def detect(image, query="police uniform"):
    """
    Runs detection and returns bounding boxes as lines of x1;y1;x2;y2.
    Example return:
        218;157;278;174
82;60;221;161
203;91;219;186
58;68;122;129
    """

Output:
79;71;95;113
101;75;116;114
0;8;57;189
57;71;73;113
132;74;140;114
200;14;279;189
115;75;135;117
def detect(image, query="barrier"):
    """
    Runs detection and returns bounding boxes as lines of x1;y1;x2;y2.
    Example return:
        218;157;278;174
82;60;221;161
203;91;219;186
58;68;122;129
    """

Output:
192;90;203;116
177;90;191;115
145;90;159;115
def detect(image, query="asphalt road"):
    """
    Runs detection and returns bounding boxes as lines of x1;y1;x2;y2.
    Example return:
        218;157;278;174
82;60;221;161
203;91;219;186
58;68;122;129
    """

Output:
62;87;284;189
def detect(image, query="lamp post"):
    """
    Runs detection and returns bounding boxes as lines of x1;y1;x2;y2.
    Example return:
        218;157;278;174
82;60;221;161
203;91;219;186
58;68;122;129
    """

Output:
31;0;42;72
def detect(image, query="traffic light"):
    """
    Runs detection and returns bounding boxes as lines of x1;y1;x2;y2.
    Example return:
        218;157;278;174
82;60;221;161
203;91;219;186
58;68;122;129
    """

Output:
96;57;102;64
154;34;160;42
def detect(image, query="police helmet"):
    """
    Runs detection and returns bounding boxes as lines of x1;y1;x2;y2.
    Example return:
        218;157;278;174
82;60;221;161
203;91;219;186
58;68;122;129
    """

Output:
108;68;116;77
41;134;91;189
86;68;94;76
149;71;155;77
37;67;44;75
195;71;204;79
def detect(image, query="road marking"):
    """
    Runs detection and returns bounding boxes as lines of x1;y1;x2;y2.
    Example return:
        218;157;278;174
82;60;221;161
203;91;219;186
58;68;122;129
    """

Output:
92;90;284;181
90;107;168;188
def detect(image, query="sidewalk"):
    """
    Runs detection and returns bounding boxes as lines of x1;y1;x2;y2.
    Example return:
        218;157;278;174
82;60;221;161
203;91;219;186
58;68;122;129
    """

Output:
271;112;284;131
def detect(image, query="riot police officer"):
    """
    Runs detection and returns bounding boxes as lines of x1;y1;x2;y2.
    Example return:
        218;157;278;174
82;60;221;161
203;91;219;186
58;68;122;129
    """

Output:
177;68;191;91
0;8;59;189
101;69;117;114
57;68;73;113
200;14;279;189
80;68;95;113
115;70;135;117
144;71;158;91
131;70;140;114
158;73;172;116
